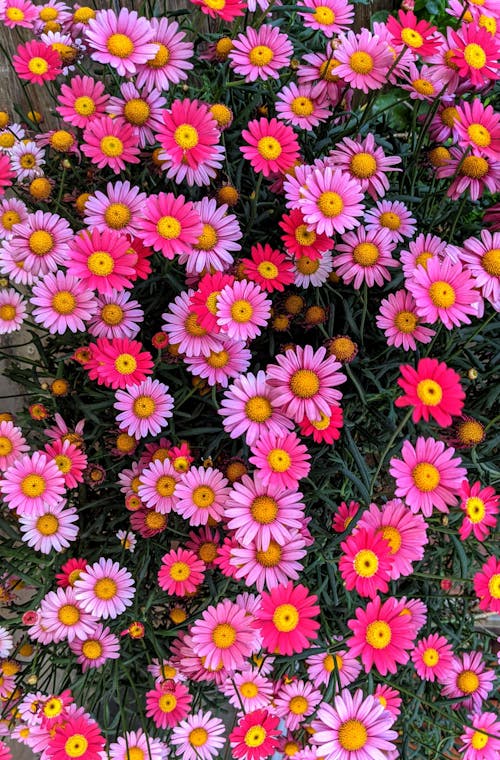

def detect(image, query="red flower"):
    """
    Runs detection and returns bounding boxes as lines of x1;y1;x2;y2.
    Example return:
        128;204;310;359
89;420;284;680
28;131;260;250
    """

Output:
230;710;281;760
13;40;62;85
255;582;320;655
386;10;440;57
394;357;465;427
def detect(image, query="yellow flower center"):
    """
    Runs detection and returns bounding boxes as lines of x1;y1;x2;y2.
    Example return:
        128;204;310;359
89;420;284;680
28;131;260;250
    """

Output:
461;155;489;178
379;525;401;554
28;57;49;75
207;349;229;368
482;248;500;276
157;215;181;240
55;455;72;474
465;496;485;523
401;28;424;48
429;147;451;167
230;299;253;323
317;191;344;218
50;130;74;152
58;604;80;626
64;735;88;758
192;485;215;508
291;96;314;117
463;42;487;69
199;541;217;563
353;549;379;577
212;622;237;648
338;720;368;751
158;694;177;713
0;133;15;149
20;154;36;169
329;336;355;361
29;230;54;255
350;152;377;178
290;369;320;398
284;742;300;757
6;7;24;20
245;396;272;423
145;511;166;530
1;210;21;229
428;279;457;308
87;250;115;276
296;256;320;274
256;540;282;567
457;419;484;445
471;731;489;751
467;123;491;148
240;681;259;698
352;242;379;266
204;0;226;9
126;748;144;760
169;560;191;580
349;51;374;74
244;725;267;748
107;33;134;58
365;620;391;648
0;436;13;456
104;203;131;230
313;5;335;24
114;353;137;375
132;395;156;418
81;640;103;660
68;569;83;586
478;13;496;34
379;211;401;230
413;78;435;96
94;578;117;600
257;260;279;280
189;728;208;748
124;98;150;126
148;43;170;68
422;647;439;667
205;291;220;315
249;45;274;66
100;136;124;157
185;312;207;337
488;573;500;599
416;378;443;406
21;474;46;497
174;124;199;150
310;412;331;430
289;695;308;714
155;475;176;497
267;448;291;473
457;669;480;694
74;96;95;116
319;58;341;81
294;224;316;245
257;136;282;160
251;495;278;524
52;291;76;315
43;699;63;719
272;602;299;631
412;461;440;491
116;433;136;453
210;103;232;127
0;305;16;321
196;224;218;251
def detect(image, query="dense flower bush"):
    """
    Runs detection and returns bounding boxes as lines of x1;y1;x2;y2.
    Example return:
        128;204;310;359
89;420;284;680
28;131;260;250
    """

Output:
0;0;498;758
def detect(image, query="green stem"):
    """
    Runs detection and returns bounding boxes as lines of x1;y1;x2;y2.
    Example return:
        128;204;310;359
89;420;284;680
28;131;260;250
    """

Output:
369;408;413;500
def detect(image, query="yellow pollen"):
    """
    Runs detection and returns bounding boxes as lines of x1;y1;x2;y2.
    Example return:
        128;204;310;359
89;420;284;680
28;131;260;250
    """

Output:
350;152;377;178
416;378;443;406
482;248;500;276
55;455;72;474
457;419;484;446
244;725;267;748
196;224;218;251
58;604;80;626
20;154;36;169
148;43;170;68
28;57;49;75
189;728;208;748
145;511;166;530
126;748;144;760
272;602;299;632
215;37;233;59
295;224;316;245
1;210;21;229
81;640;103;660
94;578;117;600
64;735;88;758
157;215;181;240
412;462;440;491
290;369;320;398
380;525;401;553
400;28;424;48
114;353;138;375
0;305;16;321
87;250;115;276
314;5;335;24
296;256;320;274
74;96;95;116
289;695;308;714
203;0;226;9
39;7;58;20
0;435;13;456
349;51;374;74
43;696;63;717
207;349;229;368
365;620;391;648
169;560;191;580
380;214;401;233
257;136;282;160
471;731;489;751
251;495;278;525
422;647;439;667
310;412;331;430
415;252;433;269
52;291;76;315
155;475;176;497
465;496;485;523
429;147;451;167
100;136;124;157
68;569;83;586
467;123;491;148
230;299;253;323
20;474;46;498
123;99;150;126
319;58;340;81
478;13;496;34
50;130;74;152
199;541;217;563
267;448;291;473
461;155;489;178
158;694;177;713
107;33;134;58
330;336;356;361
245;395;272;423
463;43;487;69
192;485;215;508
0;133;15;149
317;191;343;217
352;242;379;266
256;540;282;567
291;96;314;117
284;294;305;314
353;549;379;577
212;622;236;648
257;260;279;279
116;433;135;452
249;45;274;66
338;720;368;751
30;177;52;200
29;230;54;255
428;281;456;308
104;203;131;230
132;395;156;418
413;78;435;96
240;681;258;698
185;312;207;336
323;653;335;671
174;124;199;150
100;303;123;327
210;103;232;127
441;106;459;128
6;7;24;20
488;573;500;599
306;305;326;324
457;670;480;694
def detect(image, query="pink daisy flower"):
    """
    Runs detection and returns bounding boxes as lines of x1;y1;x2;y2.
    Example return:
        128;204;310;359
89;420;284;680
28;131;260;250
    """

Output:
56;76;109;129
241;118;300;178
332;500;360;533
185;339;251;388
229;710;281;760
473;555;500;612
109;731;166;760
19;502;78;554
8;210;73;277
459;712;500;760
190;271;236;332
448;23;500;87
459;480;499;541
157;99;224;187
460;229;500;309
157;548;206;596
230;530;307;592
274;679;322;732
88;290;144;340
297;46;343;102
38;587;98;643
191;0;245;20
299;403;344;444
437;148;500;202
376;289;436;351
10;140;45;182
335;29;393;93
226;473;306;550
279;208;334;260
137;192;202;260
135;17;194;92
249;430;311;490
409;256;482;330
68;624;120;671
229;25;293;82
114;378;174;440
400;62;443;101
364;200;416;243
162;289;222;357
390;437;467;517
0;197;28;241
174;466;230;526
298;166;365;236
329;134;402;200
440;651;495;711
73;558;135;619
373;684;401;718
146;683;192;730
220;668;274;713
81;116;141;174
339;528;393;598
182;198;242;275
83;181;147;237
31;272;97;335
333;226;398;289
13;40;62;85
171;710;226;760
130;508;167;538
216;280;271;342
1;0;37;28
0;420;29;471
256;582;320;656
311;689;398;760
84;7;158;77
185;526;221;567
266;344;346;424
242;243;294;293
137;459;180;513
46;714;105;760
395;357;465;427
299;0;354;36
0;450;65;516
108;83;165;149
0;154;14;197
0;288;27;334
44;439;87;489
67;228;135;295
347;595;416;675
275;82;331;131
306;649;362;689
190;599;259;672
411;633;454;682
56;558;88;589
453;99;500;159
401;229;448;282
85;338;154;390
386;9;440;57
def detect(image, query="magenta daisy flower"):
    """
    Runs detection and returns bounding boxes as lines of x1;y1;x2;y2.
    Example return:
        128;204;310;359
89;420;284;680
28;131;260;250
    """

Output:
191;0;245;20
230;530;307;592
436;148;500;202
157;99;224;187
190;599;259;671
0;420;29;471
297;46;343;102
73;558;135;619
220;669;274;713
145;683;192;730
395;357;465;427
411;633;454;682
19;502;78;554
339;528;393;598
275;679;322;732
299;0;354;37
459;712;500;759
333;226;398;289
137;192;202;260
182;199;241;275
266;344;346;424
448;23;500;87
329;134;401;200
306;649;362;689
137;459;180;513
69;624;120;671
218;370;294;446
38;587;98;643
275;82;331;131
440;651;495;711
460;229;500;309
83;181;147;237
174;466;230;526
386;9;440;57
13;40;62;85
299;403;344;444
216;280;271;342
226;473;306;550
56;75;109;129
249;431;311;490
31;272;97;334
0;288;27;334
171;710;226;760
454;98;500;160
108;82;165;148
241;118;300;178
364;199;416;243
298;166;365;236
185;339;251;388
46;713;105;760
459;480;499;541
44;439;87;489
347;595;416;675
311;689;398;759
114;378;174;439
389;437;467;517
0;198;28;241
162;289;222;357
335;29;393;93
0;450;65;516
0;153;14;197
135;17;194;92
473;556;500;613
84;7;158;76
229;25;293;82
280;208;334;260
376;289;435;351
8;210;73;277
242;243;295;293
82;116;141;174
408;256;481;330
1;0;37;28
256;582;320;656
88;290;144;340
158;548;206;596
66;228;135;295
230;709;281;760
